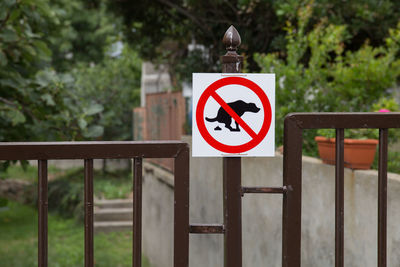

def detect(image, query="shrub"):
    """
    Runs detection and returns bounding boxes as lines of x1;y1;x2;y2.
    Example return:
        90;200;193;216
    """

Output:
255;4;400;154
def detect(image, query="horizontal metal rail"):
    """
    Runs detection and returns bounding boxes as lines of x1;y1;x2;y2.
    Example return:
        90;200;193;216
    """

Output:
285;112;400;129
0;141;188;160
189;224;225;234
241;186;286;195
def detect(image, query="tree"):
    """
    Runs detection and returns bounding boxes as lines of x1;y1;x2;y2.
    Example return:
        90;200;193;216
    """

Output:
108;0;400;83
72;45;141;141
46;0;121;72
0;0;138;143
255;4;400;152
0;0;92;142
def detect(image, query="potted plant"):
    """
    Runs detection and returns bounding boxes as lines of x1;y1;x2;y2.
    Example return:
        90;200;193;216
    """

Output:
315;98;399;170
315;129;379;169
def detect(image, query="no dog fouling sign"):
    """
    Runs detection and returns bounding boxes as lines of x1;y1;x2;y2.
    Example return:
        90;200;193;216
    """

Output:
192;73;275;157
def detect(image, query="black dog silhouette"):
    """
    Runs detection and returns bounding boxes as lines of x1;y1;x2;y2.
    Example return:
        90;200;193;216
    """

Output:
205;100;260;131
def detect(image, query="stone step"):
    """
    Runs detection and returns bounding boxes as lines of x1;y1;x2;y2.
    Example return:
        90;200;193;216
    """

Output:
94;221;133;233
94;208;133;222
94;199;133;209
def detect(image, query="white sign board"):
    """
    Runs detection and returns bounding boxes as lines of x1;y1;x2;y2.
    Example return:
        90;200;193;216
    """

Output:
192;73;275;157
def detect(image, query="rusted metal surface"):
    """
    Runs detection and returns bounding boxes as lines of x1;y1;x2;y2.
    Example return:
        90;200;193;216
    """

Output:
241;186;286;195
223;157;242;267
174;145;190;267
0;141;187;160
38;160;48;267
221;25;243;73
282;116;302;267
335;129;344;267
133;157;143;267
282;112;400;267
222;25;243;267
189;224;225;234
84;159;94;267
378;129;388;267
0;141;189;267
284;112;400;128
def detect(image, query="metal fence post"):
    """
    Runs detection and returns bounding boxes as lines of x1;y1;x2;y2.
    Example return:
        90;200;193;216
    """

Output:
221;25;243;267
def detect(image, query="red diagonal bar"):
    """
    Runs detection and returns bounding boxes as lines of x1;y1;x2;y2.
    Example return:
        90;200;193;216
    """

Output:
211;92;258;139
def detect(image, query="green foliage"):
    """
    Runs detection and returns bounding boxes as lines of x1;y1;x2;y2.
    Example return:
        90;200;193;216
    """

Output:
255;4;400;152
0;201;151;267
0;197;8;207
0;163;59;181
46;171;85;219
72;46;141;140
372;150;400;174
0;0;141;145
317;97;400;140
0;0;106;142
372;97;400;112
47;0;121;71
31;167;133;220
1;164;133;219
109;0;400;82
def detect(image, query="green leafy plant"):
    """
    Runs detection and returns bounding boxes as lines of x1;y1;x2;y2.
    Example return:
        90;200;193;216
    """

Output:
72;45;141;141
0;0;106;142
255;3;400;154
0;197;8;208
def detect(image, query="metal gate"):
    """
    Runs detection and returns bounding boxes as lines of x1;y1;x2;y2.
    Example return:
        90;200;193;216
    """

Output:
179;112;400;267
0;141;190;267
2;114;399;267
281;113;400;267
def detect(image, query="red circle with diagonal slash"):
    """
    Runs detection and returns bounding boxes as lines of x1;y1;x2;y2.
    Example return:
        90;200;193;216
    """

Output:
196;76;272;154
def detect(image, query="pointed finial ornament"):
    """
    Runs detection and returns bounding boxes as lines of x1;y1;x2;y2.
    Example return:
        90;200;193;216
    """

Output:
221;25;243;73
223;25;241;51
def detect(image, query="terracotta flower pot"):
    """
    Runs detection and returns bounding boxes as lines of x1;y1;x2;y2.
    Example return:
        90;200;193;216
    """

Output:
315;136;378;170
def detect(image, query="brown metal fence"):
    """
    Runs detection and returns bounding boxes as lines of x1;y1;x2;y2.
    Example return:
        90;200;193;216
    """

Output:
282;112;400;267
186;112;400;267
3;114;399;267
0;141;189;267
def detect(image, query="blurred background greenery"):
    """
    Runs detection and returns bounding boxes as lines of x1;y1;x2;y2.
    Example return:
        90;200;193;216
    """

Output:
1;0;399;150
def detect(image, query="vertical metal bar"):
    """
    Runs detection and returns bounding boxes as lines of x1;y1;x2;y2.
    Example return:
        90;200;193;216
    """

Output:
133;157;143;267
174;146;190;267
223;157;242;267
84;159;94;267
282;116;302;267
335;129;345;267
378;129;388;267
38;160;48;267
221;25;244;267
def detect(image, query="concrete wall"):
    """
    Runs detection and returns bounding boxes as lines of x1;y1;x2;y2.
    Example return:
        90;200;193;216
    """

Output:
142;136;400;267
140;62;171;107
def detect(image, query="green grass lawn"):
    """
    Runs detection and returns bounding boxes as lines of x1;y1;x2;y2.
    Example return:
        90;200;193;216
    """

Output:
0;201;150;267
0;164;133;199
0;163;60;181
